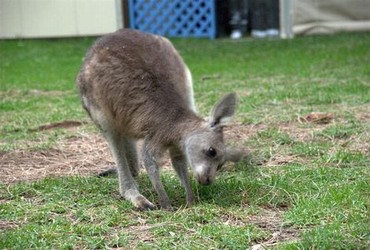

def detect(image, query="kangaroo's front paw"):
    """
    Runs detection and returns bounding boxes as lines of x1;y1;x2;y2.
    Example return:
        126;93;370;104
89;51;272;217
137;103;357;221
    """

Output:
186;196;195;207
124;189;156;210
160;202;173;211
158;196;172;210
134;195;156;211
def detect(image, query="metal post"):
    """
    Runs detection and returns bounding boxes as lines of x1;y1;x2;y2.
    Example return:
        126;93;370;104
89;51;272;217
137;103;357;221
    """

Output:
279;0;293;38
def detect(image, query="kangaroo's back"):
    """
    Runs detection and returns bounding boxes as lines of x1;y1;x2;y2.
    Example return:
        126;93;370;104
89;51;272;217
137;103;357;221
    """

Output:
77;29;196;139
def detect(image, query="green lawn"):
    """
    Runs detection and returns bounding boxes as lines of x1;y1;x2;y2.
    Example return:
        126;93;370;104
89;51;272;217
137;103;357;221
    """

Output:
1;32;369;249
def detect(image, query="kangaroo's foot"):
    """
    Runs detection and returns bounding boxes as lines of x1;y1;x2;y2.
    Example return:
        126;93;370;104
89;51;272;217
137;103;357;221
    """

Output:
124;189;156;210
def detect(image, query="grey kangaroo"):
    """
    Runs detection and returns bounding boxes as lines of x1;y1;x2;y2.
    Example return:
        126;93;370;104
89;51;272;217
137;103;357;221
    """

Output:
77;29;243;210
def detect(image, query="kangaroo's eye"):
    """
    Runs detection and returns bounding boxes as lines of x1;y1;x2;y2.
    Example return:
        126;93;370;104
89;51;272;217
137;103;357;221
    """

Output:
206;147;217;158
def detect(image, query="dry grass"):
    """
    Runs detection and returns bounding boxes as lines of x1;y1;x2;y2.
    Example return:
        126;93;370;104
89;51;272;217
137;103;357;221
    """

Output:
2;105;368;185
0;113;366;249
0;220;20;231
249;208;301;249
0;122;252;185
0;131;113;184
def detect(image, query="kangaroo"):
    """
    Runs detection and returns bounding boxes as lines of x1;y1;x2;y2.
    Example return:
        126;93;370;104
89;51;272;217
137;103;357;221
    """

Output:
76;29;243;210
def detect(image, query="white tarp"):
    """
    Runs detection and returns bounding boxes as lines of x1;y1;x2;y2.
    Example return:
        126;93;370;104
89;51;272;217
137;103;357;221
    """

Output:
291;0;370;35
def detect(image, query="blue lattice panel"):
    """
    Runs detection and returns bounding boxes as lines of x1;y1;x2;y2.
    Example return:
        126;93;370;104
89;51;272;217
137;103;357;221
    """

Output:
128;0;216;39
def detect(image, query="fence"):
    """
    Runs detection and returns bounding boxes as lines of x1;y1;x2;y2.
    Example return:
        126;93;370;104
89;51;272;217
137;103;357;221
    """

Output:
128;0;216;38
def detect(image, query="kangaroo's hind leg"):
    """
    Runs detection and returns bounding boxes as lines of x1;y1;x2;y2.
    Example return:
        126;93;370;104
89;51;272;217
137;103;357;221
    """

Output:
122;138;139;177
104;129;155;210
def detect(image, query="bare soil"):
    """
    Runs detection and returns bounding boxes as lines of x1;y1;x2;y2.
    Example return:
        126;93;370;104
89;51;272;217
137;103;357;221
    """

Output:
0;123;253;184
0;132;113;184
249;207;302;249
1;107;368;185
0;133;198;184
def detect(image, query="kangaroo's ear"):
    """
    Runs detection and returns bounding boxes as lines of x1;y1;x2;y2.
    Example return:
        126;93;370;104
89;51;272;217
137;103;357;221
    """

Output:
225;146;249;163
209;93;237;128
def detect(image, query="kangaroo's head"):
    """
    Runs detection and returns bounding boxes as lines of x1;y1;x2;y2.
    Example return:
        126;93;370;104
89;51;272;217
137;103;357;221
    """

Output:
184;93;239;185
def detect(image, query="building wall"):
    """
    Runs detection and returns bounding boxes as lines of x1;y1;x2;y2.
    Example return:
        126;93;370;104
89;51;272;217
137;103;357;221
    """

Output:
0;0;123;39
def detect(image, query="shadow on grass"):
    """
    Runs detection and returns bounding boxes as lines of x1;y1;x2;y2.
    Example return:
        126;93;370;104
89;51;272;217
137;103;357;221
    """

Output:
95;156;296;211
132;158;294;210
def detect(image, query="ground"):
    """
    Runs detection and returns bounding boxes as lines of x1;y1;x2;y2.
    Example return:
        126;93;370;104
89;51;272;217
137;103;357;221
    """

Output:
4;109;367;183
1;107;368;248
1;33;369;249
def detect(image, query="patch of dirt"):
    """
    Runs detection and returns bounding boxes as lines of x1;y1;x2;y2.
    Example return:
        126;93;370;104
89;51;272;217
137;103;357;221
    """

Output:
31;120;87;132
0;133;114;184
280;112;369;156
218;207;301;248
1;110;367;185
265;155;303;167
278;120;331;142
0;220;20;231
121;213;188;248
348;134;370;155
224;123;266;143
122;222;164;247
248;208;300;249
0;123;253;185
8;120;87;133
297;112;334;124
352;103;370;123
219;211;251;227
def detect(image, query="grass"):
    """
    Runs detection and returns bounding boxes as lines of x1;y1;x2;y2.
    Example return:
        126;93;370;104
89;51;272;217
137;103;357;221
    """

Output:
1;32;370;249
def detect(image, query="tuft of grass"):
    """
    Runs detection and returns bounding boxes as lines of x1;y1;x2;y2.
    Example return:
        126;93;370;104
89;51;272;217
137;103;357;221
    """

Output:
292;141;331;157
318;122;363;140
320;149;368;167
256;128;294;146
297;222;369;250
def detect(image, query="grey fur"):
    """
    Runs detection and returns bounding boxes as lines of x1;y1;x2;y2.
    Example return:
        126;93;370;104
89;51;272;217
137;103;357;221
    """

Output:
76;29;241;210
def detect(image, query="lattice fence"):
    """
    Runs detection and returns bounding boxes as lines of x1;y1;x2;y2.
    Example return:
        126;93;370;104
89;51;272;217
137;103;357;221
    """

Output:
128;0;216;38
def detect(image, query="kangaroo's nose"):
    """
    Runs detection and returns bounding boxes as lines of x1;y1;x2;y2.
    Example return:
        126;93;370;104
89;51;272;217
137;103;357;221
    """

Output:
196;174;213;185
204;177;211;185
